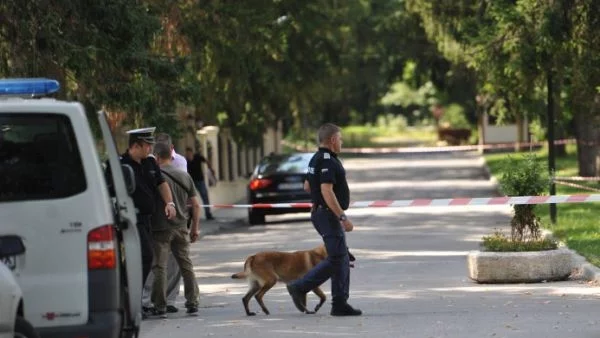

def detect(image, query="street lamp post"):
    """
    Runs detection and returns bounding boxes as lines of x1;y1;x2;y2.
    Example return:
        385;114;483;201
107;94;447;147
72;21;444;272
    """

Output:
547;70;557;224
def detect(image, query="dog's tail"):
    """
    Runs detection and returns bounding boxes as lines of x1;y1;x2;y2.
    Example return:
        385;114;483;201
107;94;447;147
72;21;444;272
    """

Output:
231;255;254;279
231;271;247;279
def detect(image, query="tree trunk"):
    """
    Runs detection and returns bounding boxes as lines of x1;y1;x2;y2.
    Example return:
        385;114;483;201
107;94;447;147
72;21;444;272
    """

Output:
574;91;600;176
553;73;567;157
571;52;600;177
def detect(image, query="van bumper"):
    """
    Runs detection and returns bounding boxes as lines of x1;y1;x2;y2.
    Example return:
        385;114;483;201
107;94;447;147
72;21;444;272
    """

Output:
37;311;123;338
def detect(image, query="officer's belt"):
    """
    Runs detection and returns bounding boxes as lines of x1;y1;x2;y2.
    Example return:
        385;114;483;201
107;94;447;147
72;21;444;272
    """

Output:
311;204;331;212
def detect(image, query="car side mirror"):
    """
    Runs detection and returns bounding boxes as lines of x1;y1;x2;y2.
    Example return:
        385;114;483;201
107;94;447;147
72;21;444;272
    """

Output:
121;164;136;195
0;236;25;258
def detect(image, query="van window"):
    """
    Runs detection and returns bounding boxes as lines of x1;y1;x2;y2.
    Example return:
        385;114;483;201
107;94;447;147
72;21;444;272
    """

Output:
0;113;87;202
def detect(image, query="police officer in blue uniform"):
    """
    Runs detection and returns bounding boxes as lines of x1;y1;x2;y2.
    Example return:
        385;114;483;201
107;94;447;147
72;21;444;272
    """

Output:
287;123;362;316
120;127;177;288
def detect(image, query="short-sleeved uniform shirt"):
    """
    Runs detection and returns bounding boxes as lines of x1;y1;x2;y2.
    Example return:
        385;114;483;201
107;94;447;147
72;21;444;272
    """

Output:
152;164;198;231
307;147;350;210
120;151;165;216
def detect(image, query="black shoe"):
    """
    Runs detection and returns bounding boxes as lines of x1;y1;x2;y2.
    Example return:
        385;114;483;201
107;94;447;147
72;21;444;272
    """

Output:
206;215;215;220
166;305;179;313
154;309;168;319
186;306;199;315
142;306;156;320
286;284;308;313
330;303;362;316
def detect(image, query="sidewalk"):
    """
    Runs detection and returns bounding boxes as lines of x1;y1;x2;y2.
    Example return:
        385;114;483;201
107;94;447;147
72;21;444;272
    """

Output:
197;203;248;238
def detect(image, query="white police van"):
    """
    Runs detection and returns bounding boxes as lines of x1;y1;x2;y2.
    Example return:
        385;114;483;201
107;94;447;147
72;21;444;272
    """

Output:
0;79;142;337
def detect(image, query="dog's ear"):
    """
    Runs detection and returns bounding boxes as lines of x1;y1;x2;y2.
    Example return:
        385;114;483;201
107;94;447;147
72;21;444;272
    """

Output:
348;250;356;262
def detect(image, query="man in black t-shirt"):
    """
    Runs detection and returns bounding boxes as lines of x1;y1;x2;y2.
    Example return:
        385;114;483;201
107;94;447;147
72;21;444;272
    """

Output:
286;123;362;317
185;147;214;220
120;127;177;288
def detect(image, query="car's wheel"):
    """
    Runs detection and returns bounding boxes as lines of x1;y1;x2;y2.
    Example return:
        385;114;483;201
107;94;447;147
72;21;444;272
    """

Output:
248;209;266;225
14;316;39;338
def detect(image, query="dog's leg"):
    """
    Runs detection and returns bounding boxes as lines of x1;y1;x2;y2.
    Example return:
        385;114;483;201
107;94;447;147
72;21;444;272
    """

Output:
312;287;326;313
243;281;261;316
254;277;276;315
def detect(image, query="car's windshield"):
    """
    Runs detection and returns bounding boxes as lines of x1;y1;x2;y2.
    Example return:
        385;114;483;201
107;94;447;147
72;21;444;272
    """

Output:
257;153;312;175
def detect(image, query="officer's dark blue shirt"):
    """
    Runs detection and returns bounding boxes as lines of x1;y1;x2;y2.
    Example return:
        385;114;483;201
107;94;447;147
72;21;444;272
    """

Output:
307;147;350;210
120;151;165;215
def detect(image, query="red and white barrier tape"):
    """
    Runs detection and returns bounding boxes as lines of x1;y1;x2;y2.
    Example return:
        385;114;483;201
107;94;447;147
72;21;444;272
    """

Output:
287;137;600;154
554;176;600;182
207;194;600;209
553;180;600;193
342;139;576;154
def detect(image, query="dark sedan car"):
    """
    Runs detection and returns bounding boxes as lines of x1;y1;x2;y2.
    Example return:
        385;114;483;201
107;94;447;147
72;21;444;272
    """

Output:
247;152;312;224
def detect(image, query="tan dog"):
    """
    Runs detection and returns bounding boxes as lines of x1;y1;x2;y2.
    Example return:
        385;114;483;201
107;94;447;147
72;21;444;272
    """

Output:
231;245;329;316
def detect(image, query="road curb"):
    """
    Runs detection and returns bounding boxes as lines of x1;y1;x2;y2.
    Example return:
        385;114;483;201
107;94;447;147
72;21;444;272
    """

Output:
543;231;600;283
479;156;501;194
199;218;247;238
568;248;600;284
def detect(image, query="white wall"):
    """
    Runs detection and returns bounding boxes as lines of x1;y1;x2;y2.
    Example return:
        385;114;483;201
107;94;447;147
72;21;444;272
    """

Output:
484;125;521;143
194;122;283;205
482;113;529;144
207;179;248;205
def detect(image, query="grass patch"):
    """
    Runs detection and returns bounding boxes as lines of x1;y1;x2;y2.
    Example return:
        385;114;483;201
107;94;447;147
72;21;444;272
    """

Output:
484;144;600;266
343;126;438;147
284;125;438;150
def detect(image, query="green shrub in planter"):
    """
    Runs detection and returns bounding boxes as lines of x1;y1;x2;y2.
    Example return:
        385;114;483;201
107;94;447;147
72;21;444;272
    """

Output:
482;230;557;252
482;152;558;251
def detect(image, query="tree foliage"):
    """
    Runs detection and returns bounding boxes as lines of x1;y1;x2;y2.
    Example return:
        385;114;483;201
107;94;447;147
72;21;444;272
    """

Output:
406;0;600;175
0;0;463;146
2;0;600;174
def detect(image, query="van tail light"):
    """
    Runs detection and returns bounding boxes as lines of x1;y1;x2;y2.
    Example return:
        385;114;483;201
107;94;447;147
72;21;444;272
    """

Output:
88;225;116;270
249;178;272;191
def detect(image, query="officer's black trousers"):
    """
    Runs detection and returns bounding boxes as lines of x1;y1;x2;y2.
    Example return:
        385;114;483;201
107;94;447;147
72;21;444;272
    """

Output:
288;208;350;305
136;216;154;287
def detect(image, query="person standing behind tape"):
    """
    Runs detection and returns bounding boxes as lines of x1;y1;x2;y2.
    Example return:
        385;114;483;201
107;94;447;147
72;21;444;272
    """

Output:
156;133;187;172
286;123;362;317
185;147;215;220
141;133;188;316
120;127;177;289
150;142;201;318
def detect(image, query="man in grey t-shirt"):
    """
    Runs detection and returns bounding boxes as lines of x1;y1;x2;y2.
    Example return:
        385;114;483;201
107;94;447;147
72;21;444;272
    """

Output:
150;142;201;317
142;133;188;316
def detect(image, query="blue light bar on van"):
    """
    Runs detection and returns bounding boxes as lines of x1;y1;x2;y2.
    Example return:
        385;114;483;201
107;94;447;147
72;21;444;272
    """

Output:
0;78;60;96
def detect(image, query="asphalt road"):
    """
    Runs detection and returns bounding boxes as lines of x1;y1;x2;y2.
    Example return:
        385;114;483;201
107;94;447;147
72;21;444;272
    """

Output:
140;151;600;338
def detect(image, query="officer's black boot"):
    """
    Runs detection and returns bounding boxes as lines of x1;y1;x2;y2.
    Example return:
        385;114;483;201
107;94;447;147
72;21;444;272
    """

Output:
330;302;362;316
286;284;309;313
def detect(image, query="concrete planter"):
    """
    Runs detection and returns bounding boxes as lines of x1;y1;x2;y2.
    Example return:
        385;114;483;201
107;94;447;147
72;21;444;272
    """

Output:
467;248;573;283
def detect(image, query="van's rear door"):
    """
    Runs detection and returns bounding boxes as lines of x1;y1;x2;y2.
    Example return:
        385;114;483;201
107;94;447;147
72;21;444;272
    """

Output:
97;110;142;329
